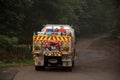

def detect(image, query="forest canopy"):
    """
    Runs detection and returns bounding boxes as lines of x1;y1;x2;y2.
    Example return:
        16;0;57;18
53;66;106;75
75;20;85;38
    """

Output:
0;0;120;44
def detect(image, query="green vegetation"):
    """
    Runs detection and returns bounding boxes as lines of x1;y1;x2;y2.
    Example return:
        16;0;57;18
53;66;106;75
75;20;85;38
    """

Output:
0;59;33;67
0;45;32;63
0;0;120;66
0;35;18;51
0;0;120;41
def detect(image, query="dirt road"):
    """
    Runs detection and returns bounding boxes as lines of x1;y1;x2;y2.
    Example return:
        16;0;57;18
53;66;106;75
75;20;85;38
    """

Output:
1;34;120;80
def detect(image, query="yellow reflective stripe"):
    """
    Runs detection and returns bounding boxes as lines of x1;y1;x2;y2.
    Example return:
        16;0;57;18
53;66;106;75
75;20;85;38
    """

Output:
53;36;56;41
60;36;64;42
35;36;38;42
56;36;60;41
39;36;44;41
43;36;48;41
37;36;40;42
66;37;68;42
63;36;67;41
33;36;72;42
63;36;68;42
69;37;71;41
48;36;52;40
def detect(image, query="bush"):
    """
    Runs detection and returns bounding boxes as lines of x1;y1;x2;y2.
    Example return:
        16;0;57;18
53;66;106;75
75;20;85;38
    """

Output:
0;35;32;63
0;35;18;51
117;36;120;41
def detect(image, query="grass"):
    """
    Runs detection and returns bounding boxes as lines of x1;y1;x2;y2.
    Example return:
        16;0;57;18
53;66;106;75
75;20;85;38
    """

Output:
0;45;33;67
0;59;34;67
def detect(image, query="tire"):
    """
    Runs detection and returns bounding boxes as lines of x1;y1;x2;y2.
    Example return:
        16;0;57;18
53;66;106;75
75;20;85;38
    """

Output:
35;66;45;71
35;66;40;71
72;61;75;68
64;67;72;72
67;67;72;71
39;66;45;71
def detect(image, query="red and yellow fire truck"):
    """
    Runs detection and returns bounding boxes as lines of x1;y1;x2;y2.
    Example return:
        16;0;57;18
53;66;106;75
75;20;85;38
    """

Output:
32;24;76;71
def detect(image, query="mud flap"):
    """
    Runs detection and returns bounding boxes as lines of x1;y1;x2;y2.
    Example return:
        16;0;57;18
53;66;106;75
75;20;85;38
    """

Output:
34;56;44;66
62;61;72;67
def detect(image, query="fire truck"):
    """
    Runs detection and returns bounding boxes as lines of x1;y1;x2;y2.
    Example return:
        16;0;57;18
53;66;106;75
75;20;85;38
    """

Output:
32;24;76;71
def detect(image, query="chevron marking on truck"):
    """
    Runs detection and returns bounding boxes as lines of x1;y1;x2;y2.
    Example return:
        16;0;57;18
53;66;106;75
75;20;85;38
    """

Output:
33;36;71;42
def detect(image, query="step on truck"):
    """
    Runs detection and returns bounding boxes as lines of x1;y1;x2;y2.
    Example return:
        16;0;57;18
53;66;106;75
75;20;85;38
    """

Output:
32;24;76;71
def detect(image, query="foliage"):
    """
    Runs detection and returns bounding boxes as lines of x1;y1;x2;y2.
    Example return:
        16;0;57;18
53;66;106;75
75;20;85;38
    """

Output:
0;59;33;67
0;35;18;51
0;0;120;41
0;44;32;63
